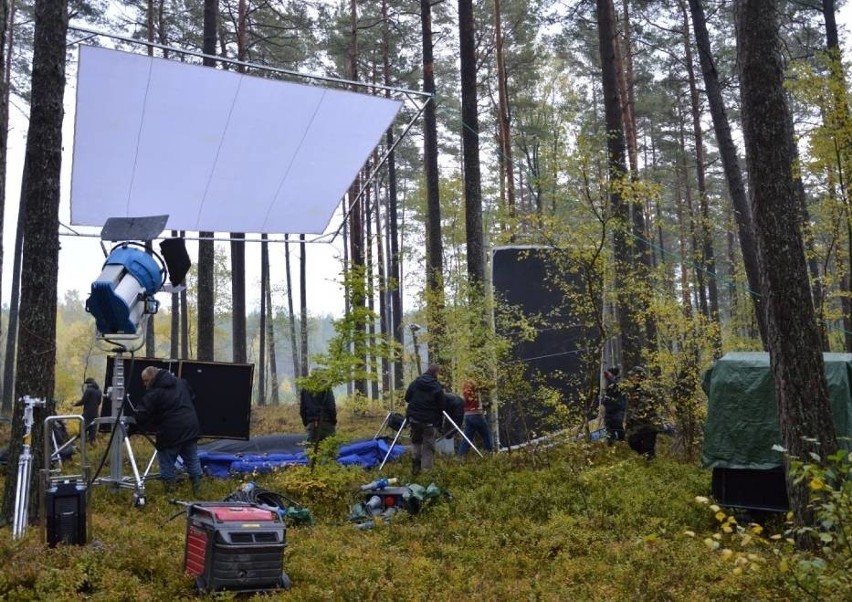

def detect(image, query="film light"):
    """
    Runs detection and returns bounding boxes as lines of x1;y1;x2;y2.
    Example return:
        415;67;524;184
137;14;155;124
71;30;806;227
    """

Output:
85;243;164;335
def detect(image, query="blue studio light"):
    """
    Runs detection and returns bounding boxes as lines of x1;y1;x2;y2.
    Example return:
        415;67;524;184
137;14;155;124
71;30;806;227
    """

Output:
86;245;163;335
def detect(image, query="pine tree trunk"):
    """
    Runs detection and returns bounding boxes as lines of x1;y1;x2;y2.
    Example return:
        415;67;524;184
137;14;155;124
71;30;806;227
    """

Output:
1;174;24;414
299;235;308;378
688;0;767;346
494;0;515;227
421;0;445;365
382;0;404;392
459;0;485;288
346;0;368;396
597;0;647;370
230;0;248;364
284;236;300;385
0;0;10;381
0;0;16;413
738;0;838;541
231;235;246;363
679;0;720;354
364;180;379;399
1;0;67;524
170;234;179;359
196;0;218;362
265;255;280;405
372;162;391;396
259;236;268;406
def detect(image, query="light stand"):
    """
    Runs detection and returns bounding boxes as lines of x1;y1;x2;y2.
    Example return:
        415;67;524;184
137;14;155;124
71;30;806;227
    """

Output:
13;396;46;539
93;342;156;507
378;409;481;471
410;324;422;375
85;215;190;507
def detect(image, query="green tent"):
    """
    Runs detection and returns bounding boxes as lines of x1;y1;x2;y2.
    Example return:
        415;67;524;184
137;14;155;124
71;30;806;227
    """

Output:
701;352;852;470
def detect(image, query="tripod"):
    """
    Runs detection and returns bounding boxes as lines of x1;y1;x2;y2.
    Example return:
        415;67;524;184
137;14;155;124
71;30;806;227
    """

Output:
378;410;482;470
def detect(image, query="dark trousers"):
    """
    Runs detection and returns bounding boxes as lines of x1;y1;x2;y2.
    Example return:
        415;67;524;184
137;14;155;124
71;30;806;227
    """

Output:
628;428;657;458
307;421;336;443
409;422;437;473
605;423;625;445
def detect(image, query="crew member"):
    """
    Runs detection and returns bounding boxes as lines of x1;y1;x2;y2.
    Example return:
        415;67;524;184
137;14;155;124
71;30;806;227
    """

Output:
405;363;447;474
458;379;494;456
299;378;337;443
624;365;662;460
601;367;626;444
74;377;102;442
136;366;203;494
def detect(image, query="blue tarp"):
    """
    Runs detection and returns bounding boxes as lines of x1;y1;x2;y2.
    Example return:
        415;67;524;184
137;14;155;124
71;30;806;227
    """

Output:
199;438;408;477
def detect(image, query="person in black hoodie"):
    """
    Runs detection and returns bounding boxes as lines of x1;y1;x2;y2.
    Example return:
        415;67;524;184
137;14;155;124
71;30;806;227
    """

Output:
299;377;337;443
137;366;203;494
404;363;447;474
74;377;102;442
601;367;626;444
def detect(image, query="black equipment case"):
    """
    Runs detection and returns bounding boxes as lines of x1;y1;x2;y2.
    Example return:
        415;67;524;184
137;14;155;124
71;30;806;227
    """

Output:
183;502;288;593
41;415;89;548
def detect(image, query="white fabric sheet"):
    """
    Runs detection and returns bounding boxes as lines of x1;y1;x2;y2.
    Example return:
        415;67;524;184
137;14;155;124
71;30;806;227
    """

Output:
70;46;402;235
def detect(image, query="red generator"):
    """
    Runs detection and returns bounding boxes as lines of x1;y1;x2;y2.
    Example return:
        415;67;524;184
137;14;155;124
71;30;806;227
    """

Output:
183;502;290;594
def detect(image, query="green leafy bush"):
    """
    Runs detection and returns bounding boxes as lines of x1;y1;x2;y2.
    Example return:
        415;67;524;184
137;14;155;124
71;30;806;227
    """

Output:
0;410;837;599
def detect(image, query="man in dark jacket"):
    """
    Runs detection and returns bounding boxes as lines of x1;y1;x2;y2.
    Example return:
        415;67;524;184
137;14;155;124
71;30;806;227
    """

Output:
137;366;203;494
74;377;102;442
624;365;662;460
299;385;337;443
404;363;447;474
601;367;626;444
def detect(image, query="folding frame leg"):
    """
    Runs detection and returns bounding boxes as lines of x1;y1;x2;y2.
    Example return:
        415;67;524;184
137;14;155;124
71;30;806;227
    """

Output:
379;418;408;470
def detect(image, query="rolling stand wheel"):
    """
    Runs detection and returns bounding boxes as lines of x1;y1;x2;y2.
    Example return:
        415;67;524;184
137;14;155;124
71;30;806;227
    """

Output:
133;492;146;508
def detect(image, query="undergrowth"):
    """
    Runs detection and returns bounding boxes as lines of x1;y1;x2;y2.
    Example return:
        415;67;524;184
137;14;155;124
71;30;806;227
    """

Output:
0;404;840;600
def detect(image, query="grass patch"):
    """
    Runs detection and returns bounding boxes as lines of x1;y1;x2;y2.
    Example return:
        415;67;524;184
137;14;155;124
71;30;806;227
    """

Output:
0;404;835;599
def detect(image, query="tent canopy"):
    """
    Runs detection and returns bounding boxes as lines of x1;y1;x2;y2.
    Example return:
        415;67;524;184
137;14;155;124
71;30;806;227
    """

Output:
70;45;403;235
701;352;852;470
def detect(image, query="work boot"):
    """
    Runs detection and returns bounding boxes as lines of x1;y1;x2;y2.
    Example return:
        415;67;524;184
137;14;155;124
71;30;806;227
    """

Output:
411;458;421;475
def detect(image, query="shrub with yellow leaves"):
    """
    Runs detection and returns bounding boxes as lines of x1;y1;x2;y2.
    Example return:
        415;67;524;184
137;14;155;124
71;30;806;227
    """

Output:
693;446;852;601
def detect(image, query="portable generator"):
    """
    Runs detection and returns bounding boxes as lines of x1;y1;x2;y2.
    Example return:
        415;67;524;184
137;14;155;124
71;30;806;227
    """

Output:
183;502;289;594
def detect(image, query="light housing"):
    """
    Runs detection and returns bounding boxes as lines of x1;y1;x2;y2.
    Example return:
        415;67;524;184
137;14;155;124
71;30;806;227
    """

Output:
85;243;164;335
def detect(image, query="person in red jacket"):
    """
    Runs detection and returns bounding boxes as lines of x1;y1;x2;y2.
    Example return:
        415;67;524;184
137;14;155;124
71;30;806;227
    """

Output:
458;380;493;456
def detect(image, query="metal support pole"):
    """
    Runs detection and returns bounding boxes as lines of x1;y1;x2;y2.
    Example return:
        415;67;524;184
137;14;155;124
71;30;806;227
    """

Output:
94;353;147;506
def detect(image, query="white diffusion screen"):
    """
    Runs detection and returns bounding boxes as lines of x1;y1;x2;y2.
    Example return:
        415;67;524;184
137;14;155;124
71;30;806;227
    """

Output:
70;45;403;235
